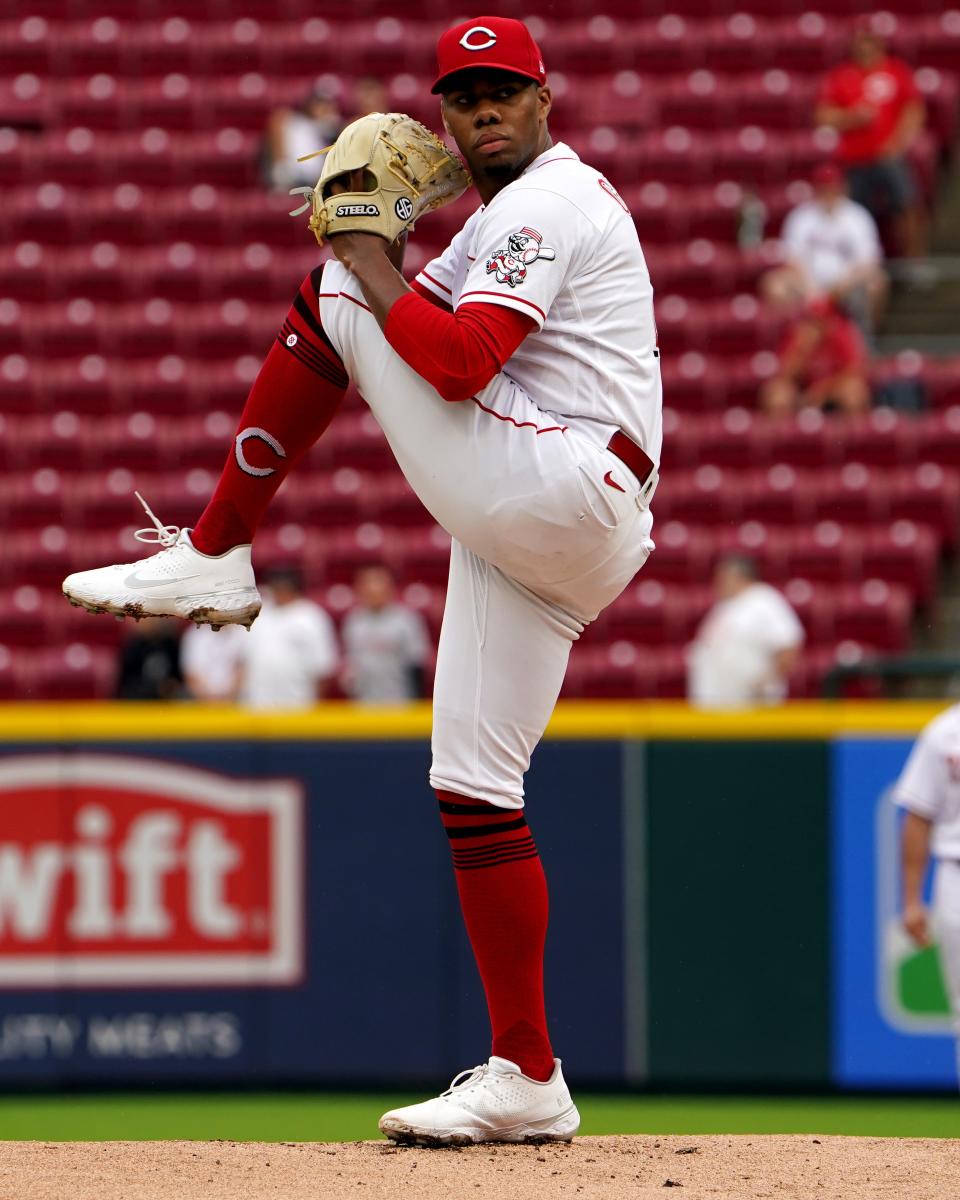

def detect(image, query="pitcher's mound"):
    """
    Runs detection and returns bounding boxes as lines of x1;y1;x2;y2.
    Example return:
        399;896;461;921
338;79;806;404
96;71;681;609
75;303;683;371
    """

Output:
5;1134;956;1199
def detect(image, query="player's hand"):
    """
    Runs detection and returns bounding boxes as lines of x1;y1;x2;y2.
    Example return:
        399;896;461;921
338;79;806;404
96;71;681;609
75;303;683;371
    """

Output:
329;229;407;273
325;169;406;272
903;902;931;947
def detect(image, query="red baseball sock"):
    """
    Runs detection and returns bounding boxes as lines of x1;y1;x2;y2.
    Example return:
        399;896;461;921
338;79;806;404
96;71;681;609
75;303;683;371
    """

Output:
437;789;554;1082
191;267;348;556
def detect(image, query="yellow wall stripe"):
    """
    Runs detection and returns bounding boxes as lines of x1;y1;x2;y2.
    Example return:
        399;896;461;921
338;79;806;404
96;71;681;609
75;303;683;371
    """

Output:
0;700;948;741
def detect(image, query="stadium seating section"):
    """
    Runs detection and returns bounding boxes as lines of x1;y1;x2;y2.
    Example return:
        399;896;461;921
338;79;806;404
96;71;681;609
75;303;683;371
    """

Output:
2;3;959;699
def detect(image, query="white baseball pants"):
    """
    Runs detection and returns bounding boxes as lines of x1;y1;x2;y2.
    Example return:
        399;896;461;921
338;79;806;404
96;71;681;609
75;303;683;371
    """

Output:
319;261;654;807
932;860;960;1082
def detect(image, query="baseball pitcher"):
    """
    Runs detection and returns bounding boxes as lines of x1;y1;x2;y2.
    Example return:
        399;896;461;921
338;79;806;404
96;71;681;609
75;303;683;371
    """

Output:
895;706;960;1082
63;16;662;1143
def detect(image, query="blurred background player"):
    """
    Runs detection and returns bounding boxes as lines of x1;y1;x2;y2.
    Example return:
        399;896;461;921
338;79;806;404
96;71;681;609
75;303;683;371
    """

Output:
687;554;805;709
341;564;430;704
815;23;926;259
763;163;887;339
181;621;247;702
263;89;344;192
894;706;960;1081
237;566;338;710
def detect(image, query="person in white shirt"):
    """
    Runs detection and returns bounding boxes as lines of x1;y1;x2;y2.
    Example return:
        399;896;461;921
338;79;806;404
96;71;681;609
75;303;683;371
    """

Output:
763;162;887;335
181;622;247;701
342;565;430;704
687;555;805;708
238;567;338;709
894;706;960;1078
263;90;344;192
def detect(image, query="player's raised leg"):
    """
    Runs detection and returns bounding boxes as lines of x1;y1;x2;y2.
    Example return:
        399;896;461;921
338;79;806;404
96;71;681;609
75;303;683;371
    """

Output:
62;268;348;626
319;259;653;609
379;542;582;1146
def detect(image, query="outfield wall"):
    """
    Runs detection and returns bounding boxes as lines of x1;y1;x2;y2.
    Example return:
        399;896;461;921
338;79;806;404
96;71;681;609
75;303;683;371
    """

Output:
0;702;955;1091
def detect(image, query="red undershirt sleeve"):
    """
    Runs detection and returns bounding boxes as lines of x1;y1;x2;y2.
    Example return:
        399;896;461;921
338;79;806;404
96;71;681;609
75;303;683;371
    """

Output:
410;277;453;311
385;290;536;402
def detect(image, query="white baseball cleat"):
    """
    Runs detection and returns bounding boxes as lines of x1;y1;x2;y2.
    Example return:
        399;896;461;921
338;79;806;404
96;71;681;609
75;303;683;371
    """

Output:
62;493;261;630
378;1056;580;1147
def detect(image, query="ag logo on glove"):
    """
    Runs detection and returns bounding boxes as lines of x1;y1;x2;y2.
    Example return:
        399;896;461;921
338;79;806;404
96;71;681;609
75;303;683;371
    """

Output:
395;197;414;220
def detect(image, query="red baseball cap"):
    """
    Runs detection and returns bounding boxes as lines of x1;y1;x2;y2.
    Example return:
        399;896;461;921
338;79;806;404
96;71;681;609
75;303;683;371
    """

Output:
431;16;547;95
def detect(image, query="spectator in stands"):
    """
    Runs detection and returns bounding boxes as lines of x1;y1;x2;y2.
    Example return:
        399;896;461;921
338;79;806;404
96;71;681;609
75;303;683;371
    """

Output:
114;617;184;700
351;76;389;119
341;565;430;704
263;90;344;192
760;294;870;417
181;623;247;702
763;163;887;337
815;24;926;259
688;555;804;709
238;566;338;709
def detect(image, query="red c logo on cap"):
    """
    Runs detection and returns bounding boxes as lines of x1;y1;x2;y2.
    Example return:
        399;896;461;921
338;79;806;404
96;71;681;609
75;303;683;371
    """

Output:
459;25;497;51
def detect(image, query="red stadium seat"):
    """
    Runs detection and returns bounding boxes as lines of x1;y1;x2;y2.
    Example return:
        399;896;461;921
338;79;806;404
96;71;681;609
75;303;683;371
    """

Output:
833;580;913;653
834;409;919;467
782;578;836;646
658;464;742;526
643;521;712;585
923;360;960;409
916;409;960;468
740;464;816;525
890;464;960;549
862;522;939;604
765;409;841;469
658;72;733;131
0;72;53;130
15;643;117;700
604;578;690;646
702;14;777;75
784;522;863;585
812;463;890;527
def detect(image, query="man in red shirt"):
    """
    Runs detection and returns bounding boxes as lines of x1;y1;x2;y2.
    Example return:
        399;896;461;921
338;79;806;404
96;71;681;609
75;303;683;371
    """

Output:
816;25;926;258
761;296;870;418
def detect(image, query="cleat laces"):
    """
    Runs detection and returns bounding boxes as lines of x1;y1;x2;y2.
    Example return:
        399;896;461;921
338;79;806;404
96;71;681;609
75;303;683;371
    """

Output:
441;1064;487;1099
133;491;181;549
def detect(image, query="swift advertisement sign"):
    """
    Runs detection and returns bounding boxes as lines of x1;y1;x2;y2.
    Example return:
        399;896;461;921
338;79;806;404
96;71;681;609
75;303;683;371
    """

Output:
0;754;304;988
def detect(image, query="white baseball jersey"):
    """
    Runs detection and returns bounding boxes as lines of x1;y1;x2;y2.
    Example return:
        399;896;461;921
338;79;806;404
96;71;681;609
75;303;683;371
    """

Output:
181;622;246;700
781;198;882;294
687;583;805;708
414;142;662;464
894;705;960;859
238;596;338;709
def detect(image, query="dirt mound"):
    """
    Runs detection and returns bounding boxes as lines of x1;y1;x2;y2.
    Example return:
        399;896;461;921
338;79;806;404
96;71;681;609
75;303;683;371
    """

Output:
3;1134;955;1199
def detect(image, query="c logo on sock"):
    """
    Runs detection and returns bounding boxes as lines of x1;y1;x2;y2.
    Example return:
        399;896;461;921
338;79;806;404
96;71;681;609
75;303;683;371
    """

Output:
235;427;287;478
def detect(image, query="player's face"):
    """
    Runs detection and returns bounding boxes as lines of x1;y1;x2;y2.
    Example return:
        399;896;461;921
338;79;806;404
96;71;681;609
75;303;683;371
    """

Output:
441;72;552;188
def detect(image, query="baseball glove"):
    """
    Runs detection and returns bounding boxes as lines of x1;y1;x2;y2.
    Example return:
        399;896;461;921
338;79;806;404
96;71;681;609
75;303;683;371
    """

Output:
289;111;471;246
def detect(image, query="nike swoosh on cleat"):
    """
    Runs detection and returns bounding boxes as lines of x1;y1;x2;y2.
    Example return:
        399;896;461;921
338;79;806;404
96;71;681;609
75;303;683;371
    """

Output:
603;470;626;493
123;572;204;590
